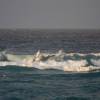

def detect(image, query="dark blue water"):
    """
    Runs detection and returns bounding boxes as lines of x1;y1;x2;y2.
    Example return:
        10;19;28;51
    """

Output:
0;29;100;54
0;29;100;100
0;66;100;100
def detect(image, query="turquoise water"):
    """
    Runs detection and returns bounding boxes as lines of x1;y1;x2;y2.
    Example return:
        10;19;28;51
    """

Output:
0;66;100;100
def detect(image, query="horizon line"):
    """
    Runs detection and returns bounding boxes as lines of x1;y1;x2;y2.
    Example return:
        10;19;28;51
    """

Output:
0;28;100;30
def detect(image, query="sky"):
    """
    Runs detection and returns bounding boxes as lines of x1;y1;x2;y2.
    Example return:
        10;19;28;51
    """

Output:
0;0;100;29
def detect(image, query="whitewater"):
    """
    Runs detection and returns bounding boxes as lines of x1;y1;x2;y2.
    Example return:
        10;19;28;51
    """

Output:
0;50;100;72
1;29;100;100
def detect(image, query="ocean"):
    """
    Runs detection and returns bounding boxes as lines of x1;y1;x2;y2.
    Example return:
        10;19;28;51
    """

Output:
0;29;100;100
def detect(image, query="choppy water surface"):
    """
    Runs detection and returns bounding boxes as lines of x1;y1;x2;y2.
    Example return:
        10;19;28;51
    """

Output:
0;66;100;100
0;29;100;53
0;29;100;100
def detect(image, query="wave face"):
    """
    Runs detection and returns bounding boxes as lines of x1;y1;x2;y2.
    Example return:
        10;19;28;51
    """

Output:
0;29;100;72
1;50;100;72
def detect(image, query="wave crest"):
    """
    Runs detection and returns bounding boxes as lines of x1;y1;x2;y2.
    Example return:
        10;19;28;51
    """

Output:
0;50;100;72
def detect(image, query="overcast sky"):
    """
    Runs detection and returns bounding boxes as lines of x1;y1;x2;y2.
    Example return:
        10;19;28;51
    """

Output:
0;0;100;29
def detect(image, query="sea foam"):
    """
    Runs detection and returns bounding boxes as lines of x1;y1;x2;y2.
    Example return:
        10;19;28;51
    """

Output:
0;50;100;72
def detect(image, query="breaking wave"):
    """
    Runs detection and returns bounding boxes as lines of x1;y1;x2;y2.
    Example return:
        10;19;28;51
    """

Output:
0;50;100;72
